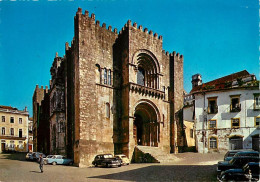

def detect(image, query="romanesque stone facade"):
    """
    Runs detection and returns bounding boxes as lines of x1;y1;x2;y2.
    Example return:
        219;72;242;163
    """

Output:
34;8;184;167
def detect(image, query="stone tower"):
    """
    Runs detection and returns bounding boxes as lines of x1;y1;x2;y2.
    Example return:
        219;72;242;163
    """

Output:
36;8;184;167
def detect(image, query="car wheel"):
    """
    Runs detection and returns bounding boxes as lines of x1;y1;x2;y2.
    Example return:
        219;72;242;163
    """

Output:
44;161;47;165
52;162;57;165
106;163;109;168
69;161;73;166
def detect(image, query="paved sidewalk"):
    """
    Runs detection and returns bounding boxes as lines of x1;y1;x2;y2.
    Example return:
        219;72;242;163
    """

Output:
0;152;225;182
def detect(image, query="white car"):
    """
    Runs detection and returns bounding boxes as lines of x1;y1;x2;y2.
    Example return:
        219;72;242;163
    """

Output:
115;154;130;165
43;155;54;165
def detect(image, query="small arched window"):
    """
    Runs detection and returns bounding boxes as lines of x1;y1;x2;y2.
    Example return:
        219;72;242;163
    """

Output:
209;137;217;149
95;64;101;84
108;69;111;85
106;103;110;118
104;68;107;84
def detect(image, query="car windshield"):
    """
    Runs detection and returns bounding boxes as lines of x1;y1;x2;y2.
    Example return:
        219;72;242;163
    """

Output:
227;152;237;157
104;154;113;158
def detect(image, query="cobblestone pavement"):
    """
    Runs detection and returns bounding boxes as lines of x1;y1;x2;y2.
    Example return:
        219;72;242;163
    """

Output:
0;152;224;182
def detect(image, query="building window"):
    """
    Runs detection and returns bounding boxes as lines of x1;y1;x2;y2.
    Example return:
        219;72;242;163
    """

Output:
108;69;111;85
255;117;260;127
19;141;23;149
207;97;218;114
10;117;14;123
254;93;260;110
208;120;217;129
104;68;107;84
190;129;193;138
231;118;240;128
230;95;241;112
10;141;15;149
19;118;22;124
1;127;5;135
209;137;217;149
19;129;22;138
2;116;5;122
58;122;65;133
10;128;14;136
106;103;110;118
95;64;101;84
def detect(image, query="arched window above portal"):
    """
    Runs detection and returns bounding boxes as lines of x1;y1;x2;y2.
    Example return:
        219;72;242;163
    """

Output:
133;50;160;89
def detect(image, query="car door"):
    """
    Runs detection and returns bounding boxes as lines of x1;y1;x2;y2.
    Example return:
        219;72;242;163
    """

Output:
56;155;63;164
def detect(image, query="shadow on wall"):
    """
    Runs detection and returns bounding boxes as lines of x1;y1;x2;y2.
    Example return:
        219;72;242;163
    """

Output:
244;128;260;151
88;164;218;181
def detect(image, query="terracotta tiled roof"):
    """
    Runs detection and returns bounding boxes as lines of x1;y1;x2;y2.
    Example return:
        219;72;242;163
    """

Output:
190;70;251;93
0;105;18;110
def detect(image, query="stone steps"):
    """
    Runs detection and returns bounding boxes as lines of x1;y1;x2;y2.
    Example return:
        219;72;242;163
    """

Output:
136;146;178;163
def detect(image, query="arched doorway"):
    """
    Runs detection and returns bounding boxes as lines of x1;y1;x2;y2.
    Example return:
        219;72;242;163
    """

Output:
133;101;160;147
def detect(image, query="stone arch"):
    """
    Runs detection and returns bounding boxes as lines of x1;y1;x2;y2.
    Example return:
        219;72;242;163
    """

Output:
132;49;160;89
133;100;161;147
132;49;160;73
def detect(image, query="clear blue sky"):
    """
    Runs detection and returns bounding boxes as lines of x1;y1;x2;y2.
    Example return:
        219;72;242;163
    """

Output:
0;0;259;116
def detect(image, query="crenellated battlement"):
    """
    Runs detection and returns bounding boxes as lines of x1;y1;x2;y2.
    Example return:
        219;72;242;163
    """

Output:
118;19;163;41
75;7;182;60
76;7;118;34
162;50;183;59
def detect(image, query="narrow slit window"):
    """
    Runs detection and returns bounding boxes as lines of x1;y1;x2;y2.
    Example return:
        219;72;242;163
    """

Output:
106;103;110;118
104;68;107;84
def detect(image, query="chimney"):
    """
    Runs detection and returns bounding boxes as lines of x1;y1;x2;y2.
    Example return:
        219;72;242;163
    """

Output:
192;74;202;88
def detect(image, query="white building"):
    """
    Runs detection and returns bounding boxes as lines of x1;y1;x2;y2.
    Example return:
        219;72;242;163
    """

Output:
0;106;29;153
190;70;259;153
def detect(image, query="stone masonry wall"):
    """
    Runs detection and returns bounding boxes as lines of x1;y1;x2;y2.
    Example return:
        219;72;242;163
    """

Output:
74;8;118;167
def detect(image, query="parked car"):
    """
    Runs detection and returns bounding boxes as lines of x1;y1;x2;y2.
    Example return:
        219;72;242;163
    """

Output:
224;149;254;161
218;162;259;181
217;156;259;176
32;152;46;161
233;151;259;158
115;154;130;165
43;155;54;165
46;155;73;165
92;154;121;168
25;152;34;161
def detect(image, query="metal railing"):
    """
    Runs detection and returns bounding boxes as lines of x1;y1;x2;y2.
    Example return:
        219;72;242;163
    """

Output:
230;104;241;112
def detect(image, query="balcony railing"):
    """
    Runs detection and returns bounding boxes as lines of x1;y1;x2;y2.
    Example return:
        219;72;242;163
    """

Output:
207;105;218;114
0;135;27;140
129;82;165;100
230;104;241;112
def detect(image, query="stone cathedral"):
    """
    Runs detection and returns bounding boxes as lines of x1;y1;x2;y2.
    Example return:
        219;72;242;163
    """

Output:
33;8;184;167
